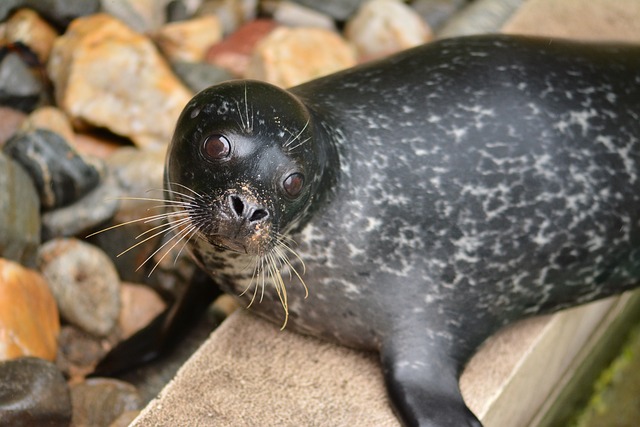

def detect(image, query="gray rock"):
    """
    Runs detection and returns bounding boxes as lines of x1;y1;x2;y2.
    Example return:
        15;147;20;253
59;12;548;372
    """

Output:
100;0;171;32
24;0;100;28
412;0;468;31
39;238;121;337
3;129;102;210
56;325;111;379
198;0;258;35
0;152;40;267
171;61;234;92
436;0;526;38
41;170;121;241
290;0;366;21
0;0;23;22
0;52;43;113
70;378;142;427
0;357;72;427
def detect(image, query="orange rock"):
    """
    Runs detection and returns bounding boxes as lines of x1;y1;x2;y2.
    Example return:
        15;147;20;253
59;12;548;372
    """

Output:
47;14;193;150
5;8;59;63
20;106;76;144
246;27;357;88
0;258;60;361
153;14;223;62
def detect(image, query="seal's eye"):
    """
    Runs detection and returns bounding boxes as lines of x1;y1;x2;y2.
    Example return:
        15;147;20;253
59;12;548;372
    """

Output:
283;173;304;198
202;134;230;160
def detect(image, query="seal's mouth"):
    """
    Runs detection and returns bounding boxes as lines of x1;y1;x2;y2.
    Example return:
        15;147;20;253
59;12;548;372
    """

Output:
208;236;247;254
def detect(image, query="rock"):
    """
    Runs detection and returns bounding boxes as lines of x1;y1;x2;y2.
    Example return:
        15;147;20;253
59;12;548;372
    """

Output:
0;107;26;146
0;153;40;266
4;8;59;63
412;0;468;32
246;26;357;87
266;1;336;30
23;0;101;29
99;0;171;33
19;105;75;143
56;325;110;380
0;357;72;427
70;378;142;427
198;0;258;35
0;51;43;112
0;258;59;361
171;60;233;92
205;18;278;77
345;0;433;60
41;170;121;241
290;0;367;21
47;13;193;150
0;0;23;23
119;283;166;340
38;238;121;337
437;0;526;38
3;129;102;210
153;14;223;62
73;131;123;159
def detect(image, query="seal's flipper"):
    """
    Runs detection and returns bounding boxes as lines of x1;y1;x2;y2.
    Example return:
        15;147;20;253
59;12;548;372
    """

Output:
381;335;481;427
92;269;221;376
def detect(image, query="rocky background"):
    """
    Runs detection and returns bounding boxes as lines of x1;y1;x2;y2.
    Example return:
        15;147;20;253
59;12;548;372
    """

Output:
0;0;528;426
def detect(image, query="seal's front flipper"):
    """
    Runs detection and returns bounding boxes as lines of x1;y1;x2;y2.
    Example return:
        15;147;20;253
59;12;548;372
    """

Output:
381;336;481;427
92;269;221;376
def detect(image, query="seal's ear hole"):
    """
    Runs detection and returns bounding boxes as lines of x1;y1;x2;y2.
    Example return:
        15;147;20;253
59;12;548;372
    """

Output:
283;173;304;198
202;134;230;160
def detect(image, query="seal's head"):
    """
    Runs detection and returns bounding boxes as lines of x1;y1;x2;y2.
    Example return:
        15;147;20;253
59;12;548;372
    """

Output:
165;80;324;258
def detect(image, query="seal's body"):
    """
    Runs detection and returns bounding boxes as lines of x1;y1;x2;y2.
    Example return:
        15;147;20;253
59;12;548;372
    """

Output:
165;35;640;426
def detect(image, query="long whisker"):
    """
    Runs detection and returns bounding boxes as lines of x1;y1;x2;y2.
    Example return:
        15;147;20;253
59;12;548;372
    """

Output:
284;118;310;150
146;224;199;276
119;217;191;258
165;181;204;199
85;209;186;238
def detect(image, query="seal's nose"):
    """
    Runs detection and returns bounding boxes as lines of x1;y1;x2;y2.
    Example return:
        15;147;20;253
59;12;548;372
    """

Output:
228;194;269;224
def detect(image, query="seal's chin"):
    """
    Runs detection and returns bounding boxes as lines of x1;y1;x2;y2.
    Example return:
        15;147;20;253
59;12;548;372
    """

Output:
208;236;247;254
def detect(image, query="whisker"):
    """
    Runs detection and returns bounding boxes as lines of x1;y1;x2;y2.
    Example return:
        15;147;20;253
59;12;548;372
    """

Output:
85;209;187;238
146;224;198;276
165;182;204;199
283;118;310;149
118;217;190;258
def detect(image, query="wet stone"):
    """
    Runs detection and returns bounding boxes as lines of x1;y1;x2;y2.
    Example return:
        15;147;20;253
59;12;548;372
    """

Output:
0;52;43;113
0;357;72;427
0;258;60;361
2;129;102;210
70;378;142;427
437;0;526;38
38;238;121;337
41;170;121;241
171;60;234;92
0;153;40;266
99;0;171;33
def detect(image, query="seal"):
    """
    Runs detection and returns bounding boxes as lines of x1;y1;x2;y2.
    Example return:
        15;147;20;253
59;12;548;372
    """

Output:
106;35;640;426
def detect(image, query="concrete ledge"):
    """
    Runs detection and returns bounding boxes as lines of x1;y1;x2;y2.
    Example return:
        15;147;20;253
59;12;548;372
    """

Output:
132;295;638;426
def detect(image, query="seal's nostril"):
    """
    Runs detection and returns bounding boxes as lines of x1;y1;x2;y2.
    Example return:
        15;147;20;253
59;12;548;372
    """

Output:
230;195;244;217
249;209;268;222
